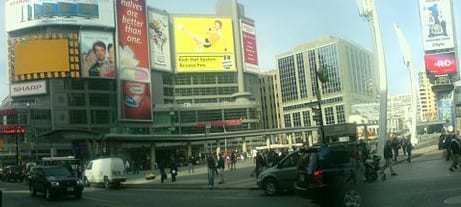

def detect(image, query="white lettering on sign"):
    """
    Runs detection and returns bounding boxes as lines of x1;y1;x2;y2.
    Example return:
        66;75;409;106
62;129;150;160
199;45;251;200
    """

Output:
10;81;47;97
434;59;454;68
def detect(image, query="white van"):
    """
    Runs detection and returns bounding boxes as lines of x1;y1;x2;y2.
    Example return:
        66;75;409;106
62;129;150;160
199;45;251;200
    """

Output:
84;157;127;188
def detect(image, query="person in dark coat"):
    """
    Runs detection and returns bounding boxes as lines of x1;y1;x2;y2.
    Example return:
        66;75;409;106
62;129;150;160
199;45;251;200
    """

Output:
207;153;217;189
170;159;178;183
255;152;266;178
405;138;413;163
449;134;461;172
391;135;400;161
381;140;397;177
158;160;167;183
217;153;225;184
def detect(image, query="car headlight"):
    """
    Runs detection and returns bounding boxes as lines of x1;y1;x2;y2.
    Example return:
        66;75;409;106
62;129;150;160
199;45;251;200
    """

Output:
50;181;60;186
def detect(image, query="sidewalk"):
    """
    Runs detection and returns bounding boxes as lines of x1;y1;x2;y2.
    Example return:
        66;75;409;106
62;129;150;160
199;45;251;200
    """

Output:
123;160;258;190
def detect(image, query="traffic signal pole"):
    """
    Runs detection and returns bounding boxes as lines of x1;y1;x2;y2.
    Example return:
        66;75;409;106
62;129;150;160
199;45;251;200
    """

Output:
314;60;326;144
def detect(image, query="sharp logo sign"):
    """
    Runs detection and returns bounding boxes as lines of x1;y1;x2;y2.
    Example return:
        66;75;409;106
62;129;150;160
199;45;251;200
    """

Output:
10;81;47;97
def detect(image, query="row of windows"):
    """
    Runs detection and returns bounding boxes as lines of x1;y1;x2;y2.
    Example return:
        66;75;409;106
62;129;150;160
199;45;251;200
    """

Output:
278;56;298;102
68;110;112;124
283;104;345;128
63;79;116;91
67;93;114;107
174;87;238;97
318;45;341;94
174;73;237;85
283;97;343;111
296;53;308;98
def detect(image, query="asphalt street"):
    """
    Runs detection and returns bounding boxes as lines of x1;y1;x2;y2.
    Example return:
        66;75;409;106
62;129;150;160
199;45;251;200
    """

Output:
2;147;461;207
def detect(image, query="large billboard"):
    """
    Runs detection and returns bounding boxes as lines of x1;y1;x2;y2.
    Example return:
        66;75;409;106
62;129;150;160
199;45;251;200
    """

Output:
116;0;152;121
241;20;259;73
424;52;457;75
14;39;70;75
80;31;115;79
148;10;171;72
10;80;47;97
437;91;454;123
5;0;115;32
173;17;236;73
419;0;456;51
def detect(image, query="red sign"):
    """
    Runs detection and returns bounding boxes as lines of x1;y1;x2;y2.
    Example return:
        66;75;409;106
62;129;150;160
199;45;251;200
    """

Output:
0;125;25;135
0;109;17;116
425;52;458;75
116;0;152;121
196;119;243;128
241;21;258;66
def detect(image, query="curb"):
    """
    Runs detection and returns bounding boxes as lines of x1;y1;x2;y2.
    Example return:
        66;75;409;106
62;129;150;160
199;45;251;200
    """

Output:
123;184;259;191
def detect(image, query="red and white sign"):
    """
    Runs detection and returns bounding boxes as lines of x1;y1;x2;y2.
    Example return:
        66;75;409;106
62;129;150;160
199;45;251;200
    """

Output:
196;119;243;128
241;20;258;73
10;81;47;97
116;0;152;121
0;125;25;135
424;52;457;75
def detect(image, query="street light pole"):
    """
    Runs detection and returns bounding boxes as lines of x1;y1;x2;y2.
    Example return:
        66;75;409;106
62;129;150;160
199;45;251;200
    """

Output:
357;0;389;155
314;59;326;144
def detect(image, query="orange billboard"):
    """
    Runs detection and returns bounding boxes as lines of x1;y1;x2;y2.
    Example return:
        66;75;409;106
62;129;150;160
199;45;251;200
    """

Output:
14;39;70;75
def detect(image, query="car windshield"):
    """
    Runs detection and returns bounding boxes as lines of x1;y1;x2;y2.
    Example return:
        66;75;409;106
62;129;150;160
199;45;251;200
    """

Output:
44;167;71;177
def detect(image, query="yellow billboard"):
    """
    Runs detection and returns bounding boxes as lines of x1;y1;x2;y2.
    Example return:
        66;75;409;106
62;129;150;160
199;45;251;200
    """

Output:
15;39;70;75
174;17;236;72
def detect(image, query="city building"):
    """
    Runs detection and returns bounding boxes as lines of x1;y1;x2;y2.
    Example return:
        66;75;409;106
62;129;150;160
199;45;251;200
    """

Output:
276;36;378;143
258;70;283;130
387;95;412;134
418;72;438;122
0;0;265;165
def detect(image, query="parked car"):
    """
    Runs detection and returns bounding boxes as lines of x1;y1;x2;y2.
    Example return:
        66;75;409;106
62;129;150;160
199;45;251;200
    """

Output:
295;142;366;207
2;165;24;182
29;166;84;200
84;157;127;189
257;151;301;196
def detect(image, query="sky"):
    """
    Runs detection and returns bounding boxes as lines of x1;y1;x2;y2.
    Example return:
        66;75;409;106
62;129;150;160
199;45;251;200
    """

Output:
0;0;460;99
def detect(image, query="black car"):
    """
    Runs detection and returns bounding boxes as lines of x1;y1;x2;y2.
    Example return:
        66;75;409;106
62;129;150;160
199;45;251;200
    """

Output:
295;143;365;207
2;166;24;182
257;151;300;195
29;166;84;200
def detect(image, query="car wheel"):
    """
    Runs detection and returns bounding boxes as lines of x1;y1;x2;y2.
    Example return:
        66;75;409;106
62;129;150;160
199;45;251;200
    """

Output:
75;191;82;199
44;188;53;201
104;177;110;189
339;188;362;207
263;178;278;196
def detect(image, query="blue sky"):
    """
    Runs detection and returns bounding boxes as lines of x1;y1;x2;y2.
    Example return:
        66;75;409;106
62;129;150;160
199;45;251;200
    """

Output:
1;0;460;99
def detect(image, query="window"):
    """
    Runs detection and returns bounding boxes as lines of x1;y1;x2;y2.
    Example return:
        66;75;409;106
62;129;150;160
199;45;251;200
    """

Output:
293;112;301;127
280;153;299;168
296;53;308;98
325;107;335;125
278;55;298;102
303;111;311;127
91;110;110;124
89;93;111;107
284;114;292;128
336;105;346;124
68;93;85;106
69;110;87;124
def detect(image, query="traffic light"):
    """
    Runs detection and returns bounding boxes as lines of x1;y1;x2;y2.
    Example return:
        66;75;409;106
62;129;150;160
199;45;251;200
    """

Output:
312;107;322;123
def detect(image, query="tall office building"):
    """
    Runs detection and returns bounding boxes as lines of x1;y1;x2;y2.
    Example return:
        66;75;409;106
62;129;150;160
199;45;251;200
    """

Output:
276;36;377;140
418;72;438;122
259;70;283;130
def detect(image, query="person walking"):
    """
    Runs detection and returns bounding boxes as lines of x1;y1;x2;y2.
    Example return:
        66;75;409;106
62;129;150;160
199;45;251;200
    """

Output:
402;138;407;156
449;133;461;172
391;135;400;161
170;159;178;183
187;157;194;174
255;152;266;178
217;153;225;184
158;160;167;184
382;140;397;178
405;138;413;163
207;153;217;190
230;151;237;171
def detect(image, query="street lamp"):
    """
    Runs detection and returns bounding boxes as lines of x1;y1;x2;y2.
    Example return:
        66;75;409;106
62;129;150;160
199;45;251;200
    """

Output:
357;0;389;155
313;54;330;144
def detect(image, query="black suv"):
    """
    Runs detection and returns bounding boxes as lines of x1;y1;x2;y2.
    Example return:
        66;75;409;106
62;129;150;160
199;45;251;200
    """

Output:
29;166;84;200
295;143;365;207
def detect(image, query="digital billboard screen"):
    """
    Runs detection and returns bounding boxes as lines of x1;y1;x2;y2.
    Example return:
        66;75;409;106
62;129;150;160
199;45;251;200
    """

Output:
424;52;457;75
80;31;115;79
173;17;236;73
419;0;455;51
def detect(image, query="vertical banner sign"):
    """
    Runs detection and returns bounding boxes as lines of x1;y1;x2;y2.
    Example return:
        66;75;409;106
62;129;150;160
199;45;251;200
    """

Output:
419;0;455;51
148;10;171;71
116;0;152;121
240;20;258;73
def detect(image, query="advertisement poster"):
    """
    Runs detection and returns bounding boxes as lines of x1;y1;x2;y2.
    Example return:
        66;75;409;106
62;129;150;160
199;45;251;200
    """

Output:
424;52;457;75
437;91;453;123
148;10;171;71
80;31;115;79
116;0;152;121
173;17;236;72
5;0;115;32
241;20;258;73
419;0;455;51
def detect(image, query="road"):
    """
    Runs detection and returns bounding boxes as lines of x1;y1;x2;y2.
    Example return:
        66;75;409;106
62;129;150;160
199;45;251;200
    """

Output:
2;147;461;207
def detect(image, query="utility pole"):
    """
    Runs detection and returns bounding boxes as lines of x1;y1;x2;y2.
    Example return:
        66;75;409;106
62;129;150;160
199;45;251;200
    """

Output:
313;54;328;144
357;0;389;155
394;24;418;145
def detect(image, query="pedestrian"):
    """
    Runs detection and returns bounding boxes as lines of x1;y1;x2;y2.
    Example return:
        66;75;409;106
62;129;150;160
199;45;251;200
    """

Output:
402;138;407;156
187;157;194;174
125;160;130;175
158;160;167;184
231;151;237;171
255;152;266;178
170;159;178;183
381;140;397;178
207;153;217;190
405;138;413;163
217;153;225;184
448;127;461;172
391;135;400;161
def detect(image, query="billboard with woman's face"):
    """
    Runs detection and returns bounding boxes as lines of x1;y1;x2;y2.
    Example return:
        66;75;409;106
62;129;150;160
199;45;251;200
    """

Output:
80;31;115;79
